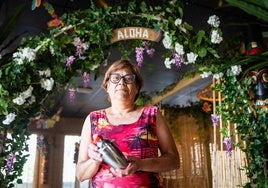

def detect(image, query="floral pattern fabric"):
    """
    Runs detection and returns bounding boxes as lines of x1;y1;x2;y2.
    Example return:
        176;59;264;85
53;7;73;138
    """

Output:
90;105;162;188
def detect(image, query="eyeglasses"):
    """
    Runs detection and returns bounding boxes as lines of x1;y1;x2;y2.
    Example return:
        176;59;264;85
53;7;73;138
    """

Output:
109;73;136;84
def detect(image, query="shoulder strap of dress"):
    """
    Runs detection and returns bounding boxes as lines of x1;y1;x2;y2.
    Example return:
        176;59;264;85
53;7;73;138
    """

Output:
89;109;106;119
142;105;158;116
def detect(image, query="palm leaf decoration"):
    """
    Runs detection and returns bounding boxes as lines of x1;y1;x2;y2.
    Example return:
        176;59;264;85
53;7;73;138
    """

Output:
224;0;268;22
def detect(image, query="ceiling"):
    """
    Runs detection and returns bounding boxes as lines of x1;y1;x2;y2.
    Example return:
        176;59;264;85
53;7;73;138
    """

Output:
0;0;264;119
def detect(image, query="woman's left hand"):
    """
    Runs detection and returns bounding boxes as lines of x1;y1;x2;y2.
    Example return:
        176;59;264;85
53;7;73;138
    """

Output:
110;155;141;177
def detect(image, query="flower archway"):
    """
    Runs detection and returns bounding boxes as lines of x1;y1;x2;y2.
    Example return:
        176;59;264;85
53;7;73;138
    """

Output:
0;1;222;186
1;0;267;187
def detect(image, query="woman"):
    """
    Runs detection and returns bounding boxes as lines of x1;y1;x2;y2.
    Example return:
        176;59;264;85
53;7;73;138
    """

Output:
76;59;180;187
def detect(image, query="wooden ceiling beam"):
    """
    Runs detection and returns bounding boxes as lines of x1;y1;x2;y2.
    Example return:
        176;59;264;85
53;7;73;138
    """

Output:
148;73;201;105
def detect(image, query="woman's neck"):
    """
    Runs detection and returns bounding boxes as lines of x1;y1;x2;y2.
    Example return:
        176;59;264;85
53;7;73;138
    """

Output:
109;101;137;115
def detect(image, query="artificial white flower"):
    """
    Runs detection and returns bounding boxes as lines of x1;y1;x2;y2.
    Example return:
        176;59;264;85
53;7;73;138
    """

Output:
13;85;33;105
227;66;240;77
41;78;54;91
185;52;198;64
21;85;33;99
207;15;220;28
38;70;44;76
175;43;184;55
178;25;187;33
13;96;26;105
164;58;175;69
12;52;19;58
230;65;242;76
49;46;55;56
21;47;36;62
82;42;90;50
39;68;51;77
211;30;223;44
174;18;182;26
162;32;172;49
44;69;51;77
73;37;82;46
213;72;223;79
13;52;24;65
13;47;36;65
28;95;36;104
3;113;16;125
16;58;24;65
200;71;212;78
91;64;99;71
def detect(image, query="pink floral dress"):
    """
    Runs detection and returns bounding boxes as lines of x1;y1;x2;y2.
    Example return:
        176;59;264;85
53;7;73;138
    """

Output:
90;105;163;188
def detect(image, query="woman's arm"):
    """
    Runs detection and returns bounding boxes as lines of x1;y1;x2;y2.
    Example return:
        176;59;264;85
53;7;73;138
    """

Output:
114;109;180;176
76;115;102;181
137;110;180;172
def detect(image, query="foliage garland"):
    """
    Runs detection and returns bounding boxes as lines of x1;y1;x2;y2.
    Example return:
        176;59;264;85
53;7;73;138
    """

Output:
0;0;268;187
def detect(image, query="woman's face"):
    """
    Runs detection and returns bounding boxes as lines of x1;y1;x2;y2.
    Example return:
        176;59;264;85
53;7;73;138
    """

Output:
106;69;138;102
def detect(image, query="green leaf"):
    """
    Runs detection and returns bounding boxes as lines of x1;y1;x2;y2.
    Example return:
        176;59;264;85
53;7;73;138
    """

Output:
198;48;207;57
196;30;205;45
254;139;262;145
16;179;22;184
225;0;268;22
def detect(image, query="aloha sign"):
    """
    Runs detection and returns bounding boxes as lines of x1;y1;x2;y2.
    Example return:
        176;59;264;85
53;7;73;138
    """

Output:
111;27;162;43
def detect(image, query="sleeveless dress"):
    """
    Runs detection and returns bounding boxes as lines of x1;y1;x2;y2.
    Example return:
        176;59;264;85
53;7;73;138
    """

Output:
90;105;163;188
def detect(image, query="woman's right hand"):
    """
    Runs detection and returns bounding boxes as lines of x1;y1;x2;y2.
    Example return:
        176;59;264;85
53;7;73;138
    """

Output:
88;142;103;162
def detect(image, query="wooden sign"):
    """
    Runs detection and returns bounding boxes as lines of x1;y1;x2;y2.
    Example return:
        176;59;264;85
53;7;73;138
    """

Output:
111;27;162;43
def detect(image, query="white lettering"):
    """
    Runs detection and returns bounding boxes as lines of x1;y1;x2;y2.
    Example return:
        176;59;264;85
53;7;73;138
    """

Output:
116;28;149;40
111;27;161;43
123;29;129;38
142;29;148;38
117;30;125;40
135;28;142;38
129;28;135;38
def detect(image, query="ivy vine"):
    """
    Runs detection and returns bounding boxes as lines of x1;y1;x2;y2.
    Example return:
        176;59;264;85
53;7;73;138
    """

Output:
0;0;268;187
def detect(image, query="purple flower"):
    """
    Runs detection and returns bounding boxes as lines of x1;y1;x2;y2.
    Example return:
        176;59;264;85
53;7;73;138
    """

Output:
146;48;155;57
75;44;83;57
173;53;183;67
141;41;155;58
6;154;16;174
135;47;144;67
211;114;220;126
223;137;232;157
83;72;90;88
66;56;75;67
69;88;76;103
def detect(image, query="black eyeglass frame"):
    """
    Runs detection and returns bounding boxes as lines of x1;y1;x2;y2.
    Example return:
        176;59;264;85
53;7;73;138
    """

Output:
109;73;136;84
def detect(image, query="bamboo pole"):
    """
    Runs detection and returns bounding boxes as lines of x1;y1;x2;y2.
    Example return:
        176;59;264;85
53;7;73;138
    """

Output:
212;78;217;187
